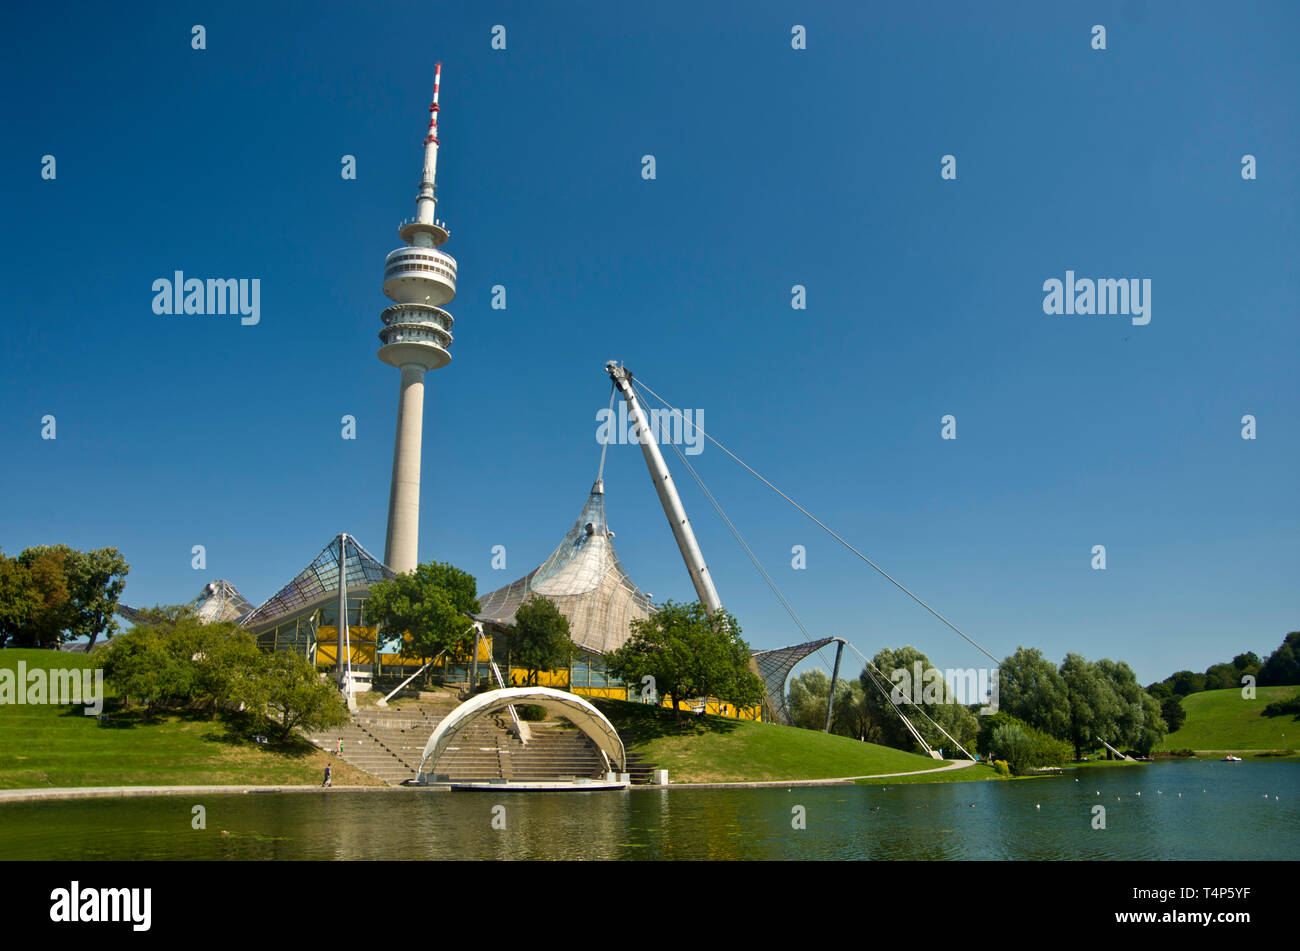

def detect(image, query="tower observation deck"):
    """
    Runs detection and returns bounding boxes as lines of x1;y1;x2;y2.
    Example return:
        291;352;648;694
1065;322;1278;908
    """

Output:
380;63;456;575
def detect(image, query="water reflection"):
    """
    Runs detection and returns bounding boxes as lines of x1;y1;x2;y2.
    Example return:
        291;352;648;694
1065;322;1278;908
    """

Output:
0;761;1295;861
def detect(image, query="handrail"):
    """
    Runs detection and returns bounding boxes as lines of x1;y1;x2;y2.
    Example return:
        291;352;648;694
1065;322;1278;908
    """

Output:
374;652;442;707
489;659;524;740
398;216;448;229
1096;736;1135;762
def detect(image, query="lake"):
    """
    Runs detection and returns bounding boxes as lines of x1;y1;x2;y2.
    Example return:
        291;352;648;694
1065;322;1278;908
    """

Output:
1;760;1295;860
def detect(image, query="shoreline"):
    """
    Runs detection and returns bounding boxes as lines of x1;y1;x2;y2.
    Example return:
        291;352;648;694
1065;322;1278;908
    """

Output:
0;760;979;803
6;753;1293;804
0;784;411;804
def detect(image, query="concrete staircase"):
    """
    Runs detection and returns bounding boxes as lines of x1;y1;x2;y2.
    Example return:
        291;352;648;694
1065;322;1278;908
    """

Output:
501;723;606;782
624;752;660;785
309;704;609;785
308;702;448;786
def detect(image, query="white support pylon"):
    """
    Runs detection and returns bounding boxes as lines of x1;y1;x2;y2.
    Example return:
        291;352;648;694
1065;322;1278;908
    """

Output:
607;363;723;615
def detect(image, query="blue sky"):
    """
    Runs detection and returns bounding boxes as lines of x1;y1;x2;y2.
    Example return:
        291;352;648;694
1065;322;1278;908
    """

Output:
2;1;1296;686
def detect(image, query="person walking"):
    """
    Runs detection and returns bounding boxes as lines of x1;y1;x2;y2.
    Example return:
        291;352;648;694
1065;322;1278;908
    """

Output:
336;737;343;755
323;764;332;787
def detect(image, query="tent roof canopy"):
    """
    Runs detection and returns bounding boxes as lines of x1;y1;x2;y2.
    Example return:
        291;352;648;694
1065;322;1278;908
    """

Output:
474;481;652;655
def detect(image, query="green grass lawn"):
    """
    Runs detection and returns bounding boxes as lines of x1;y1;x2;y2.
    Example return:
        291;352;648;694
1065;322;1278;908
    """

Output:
0;648;380;789
594;698;951;783
1164;685;1300;752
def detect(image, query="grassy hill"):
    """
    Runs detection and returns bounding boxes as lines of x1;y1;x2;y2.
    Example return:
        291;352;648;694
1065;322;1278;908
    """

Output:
1164;685;1300;751
594;698;954;783
2;648;967;787
0;648;379;789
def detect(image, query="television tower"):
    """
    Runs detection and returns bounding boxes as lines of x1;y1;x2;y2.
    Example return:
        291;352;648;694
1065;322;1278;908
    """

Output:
379;63;457;574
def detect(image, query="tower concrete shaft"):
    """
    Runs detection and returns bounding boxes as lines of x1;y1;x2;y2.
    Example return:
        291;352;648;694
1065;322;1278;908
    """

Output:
383;366;426;573
378;63;457;575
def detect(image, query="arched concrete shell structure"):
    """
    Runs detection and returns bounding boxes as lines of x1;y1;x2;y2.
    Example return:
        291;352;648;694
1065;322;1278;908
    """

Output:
416;686;626;781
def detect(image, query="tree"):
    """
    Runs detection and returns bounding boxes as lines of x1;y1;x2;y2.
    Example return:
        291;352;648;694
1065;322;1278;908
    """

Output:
509;596;573;686
982;714;1072;775
788;668;831;730
1136;691;1168;755
1232;651;1262;674
365;561;480;681
789;670;880;739
0;551;26;647
61;546;129;650
998;646;1071;740
1161;694;1186;733
185;620;267;712
607;601;764;720
1151;651;1264;697
258;650;349;741
858;646;979;756
0;547;70;649
102;619;196;713
102;607;264;713
789;669;841;729
990;723;1033;774
1203;662;1239;691
1259;632;1300;687
1146;680;1173;701
860;646;924;751
1097;658;1147;750
836;681;880;742
1059;653;1123;760
102;606;347;741
0;545;128;650
1168;670;1206;697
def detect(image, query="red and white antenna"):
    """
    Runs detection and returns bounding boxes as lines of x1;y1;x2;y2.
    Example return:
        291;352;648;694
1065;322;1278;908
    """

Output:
425;62;441;145
411;64;448;235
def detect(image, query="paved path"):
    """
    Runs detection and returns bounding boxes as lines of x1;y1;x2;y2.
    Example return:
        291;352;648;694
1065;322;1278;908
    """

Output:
0;761;978;802
672;758;978;790
0;784;407;804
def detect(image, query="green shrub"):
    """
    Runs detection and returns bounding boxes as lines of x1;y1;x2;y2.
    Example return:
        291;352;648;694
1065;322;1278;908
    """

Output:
518;704;547;721
101;607;346;739
987;715;1072;775
1161;694;1186;732
993;759;1010;776
991;724;1031;773
1261;691;1300;718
